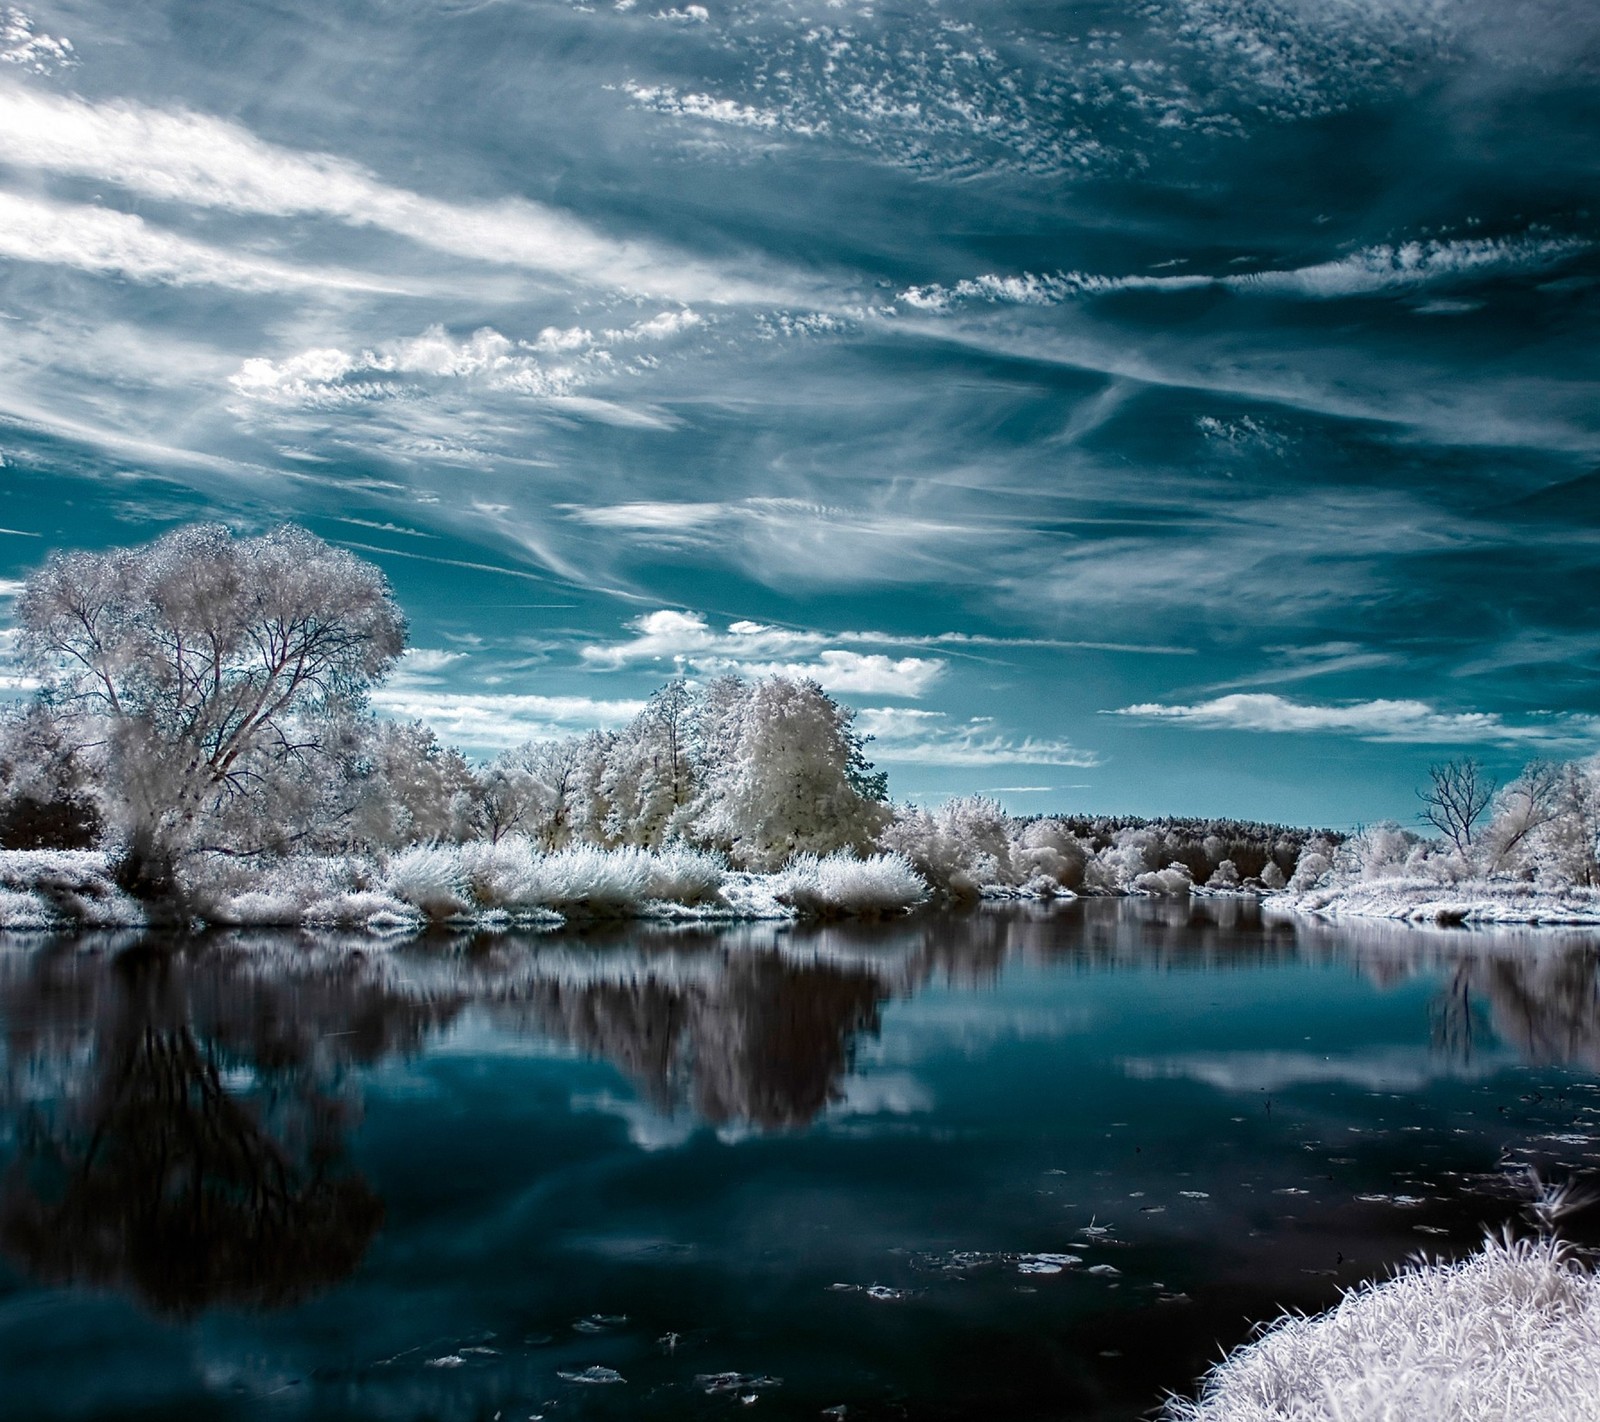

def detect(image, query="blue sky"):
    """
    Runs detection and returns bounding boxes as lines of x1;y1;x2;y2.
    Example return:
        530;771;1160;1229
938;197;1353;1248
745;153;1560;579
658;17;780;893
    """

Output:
0;0;1596;826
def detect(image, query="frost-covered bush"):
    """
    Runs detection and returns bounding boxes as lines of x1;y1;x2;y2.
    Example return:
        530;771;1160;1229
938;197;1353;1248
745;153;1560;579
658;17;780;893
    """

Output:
1133;862;1192;897
642;845;726;904
1335;821;1421;880
1260;861;1286;890
774;852;928;919
879;797;1022;900
456;836;542;908
0;849;144;928
1164;1236;1600;1422
522;844;655;914
1287;848;1333;893
1205;859;1239;889
1013;817;1088;892
384;844;472;921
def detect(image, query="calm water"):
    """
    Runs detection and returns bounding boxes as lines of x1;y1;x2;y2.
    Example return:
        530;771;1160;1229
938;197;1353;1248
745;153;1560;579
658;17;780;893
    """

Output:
4;900;1600;1421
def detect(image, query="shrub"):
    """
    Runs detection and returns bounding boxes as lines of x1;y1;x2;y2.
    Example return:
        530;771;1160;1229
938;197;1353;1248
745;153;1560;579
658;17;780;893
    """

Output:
1164;1235;1600;1422
774;851;929;919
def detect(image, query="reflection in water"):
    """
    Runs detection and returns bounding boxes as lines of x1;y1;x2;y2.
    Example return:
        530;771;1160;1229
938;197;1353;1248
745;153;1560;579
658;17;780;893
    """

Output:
0;936;456;1314
2;902;1600;1321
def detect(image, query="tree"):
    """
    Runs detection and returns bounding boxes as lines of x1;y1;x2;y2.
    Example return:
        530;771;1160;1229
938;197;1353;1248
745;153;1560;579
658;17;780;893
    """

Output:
0;702;101;849
601;679;700;848
1482;760;1563;876
689;675;890;871
1417;757;1495;856
16;524;406;893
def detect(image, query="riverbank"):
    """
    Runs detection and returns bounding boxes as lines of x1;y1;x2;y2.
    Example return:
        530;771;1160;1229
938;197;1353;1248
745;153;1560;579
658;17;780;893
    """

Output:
0;843;933;933
1164;1235;1600;1422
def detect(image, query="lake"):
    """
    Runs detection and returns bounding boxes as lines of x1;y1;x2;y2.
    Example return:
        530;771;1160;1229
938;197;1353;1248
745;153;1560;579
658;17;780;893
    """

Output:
3;899;1600;1421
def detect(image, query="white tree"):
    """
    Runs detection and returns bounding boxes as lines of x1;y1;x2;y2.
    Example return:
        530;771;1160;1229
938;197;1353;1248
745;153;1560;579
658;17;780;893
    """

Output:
350;720;477;848
689;675;889;871
16;523;406;892
601;679;699;848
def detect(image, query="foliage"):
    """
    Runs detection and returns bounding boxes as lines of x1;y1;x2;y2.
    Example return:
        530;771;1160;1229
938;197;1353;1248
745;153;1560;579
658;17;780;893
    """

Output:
15;523;406;893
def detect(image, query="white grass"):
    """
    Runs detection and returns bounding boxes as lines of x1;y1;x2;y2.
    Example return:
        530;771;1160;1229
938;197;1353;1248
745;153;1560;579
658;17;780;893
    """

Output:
0;849;144;929
773;851;929;919
1164;1236;1600;1422
0;841;923;933
384;844;472;921
1280;877;1600;926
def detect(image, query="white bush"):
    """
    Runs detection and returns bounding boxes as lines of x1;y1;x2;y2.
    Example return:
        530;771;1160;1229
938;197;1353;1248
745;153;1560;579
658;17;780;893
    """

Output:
774;851;929;919
523;844;655;914
1133;862;1192;897
643;845;726;904
384;844;472;920
1164;1235;1600;1422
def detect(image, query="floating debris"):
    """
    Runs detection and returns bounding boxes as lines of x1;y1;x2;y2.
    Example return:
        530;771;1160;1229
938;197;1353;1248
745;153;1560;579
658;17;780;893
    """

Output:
573;1315;628;1334
1087;1264;1121;1278
425;1355;466;1369
829;1283;912;1301
1017;1253;1082;1275
696;1372;782;1396
1178;1190;1210;1200
558;1366;626;1385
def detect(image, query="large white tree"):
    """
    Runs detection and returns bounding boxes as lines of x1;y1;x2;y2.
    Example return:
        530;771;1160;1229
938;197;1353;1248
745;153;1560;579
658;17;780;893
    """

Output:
17;523;406;892
689;675;889;871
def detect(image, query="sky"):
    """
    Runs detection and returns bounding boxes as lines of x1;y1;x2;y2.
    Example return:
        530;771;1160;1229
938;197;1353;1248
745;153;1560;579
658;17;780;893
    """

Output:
0;0;1596;827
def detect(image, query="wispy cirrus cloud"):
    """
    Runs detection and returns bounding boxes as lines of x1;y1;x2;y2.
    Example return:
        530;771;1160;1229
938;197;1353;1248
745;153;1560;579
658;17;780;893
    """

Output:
898;236;1591;312
856;707;1097;768
0;191;400;293
1109;693;1600;746
0;84;793;303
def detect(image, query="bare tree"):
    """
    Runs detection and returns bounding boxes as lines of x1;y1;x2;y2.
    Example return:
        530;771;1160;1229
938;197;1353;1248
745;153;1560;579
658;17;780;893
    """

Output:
1418;757;1496;855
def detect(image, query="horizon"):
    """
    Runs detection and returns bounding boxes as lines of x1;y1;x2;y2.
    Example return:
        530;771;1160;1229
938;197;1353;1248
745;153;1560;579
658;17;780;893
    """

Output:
0;0;1595;828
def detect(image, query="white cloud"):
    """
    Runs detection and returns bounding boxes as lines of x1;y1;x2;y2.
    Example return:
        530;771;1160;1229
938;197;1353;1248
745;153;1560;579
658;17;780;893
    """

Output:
577;610;944;696
0;8;73;74
371;687;645;749
0;191;397;293
230;316;704;410
0;85;792;303
898;237;1590;312
856;706;1097;767
1109;693;1600;746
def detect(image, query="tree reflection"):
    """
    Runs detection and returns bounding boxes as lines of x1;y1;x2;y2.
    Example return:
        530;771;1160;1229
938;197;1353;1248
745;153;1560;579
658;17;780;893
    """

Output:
0;936;458;1315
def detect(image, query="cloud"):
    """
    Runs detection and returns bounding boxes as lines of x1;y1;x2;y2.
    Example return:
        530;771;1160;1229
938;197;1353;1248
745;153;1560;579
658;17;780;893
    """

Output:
371;687;646;749
0;8;73;74
0;85;791;303
230;315;706;409
1109;693;1600;746
0;191;397;293
898;236;1590;312
856;707;1097;767
578;610;945;696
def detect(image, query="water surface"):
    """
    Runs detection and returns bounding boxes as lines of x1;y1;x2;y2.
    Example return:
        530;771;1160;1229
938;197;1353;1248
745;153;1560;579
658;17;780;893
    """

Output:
3;900;1600;1420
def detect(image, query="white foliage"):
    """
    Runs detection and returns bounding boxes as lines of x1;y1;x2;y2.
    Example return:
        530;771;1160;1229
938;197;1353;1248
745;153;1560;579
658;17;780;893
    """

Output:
1133;862;1193;897
384;844;472;920
773;851;929;919
1164;1236;1600;1422
0;848;143;928
643;845;726;904
690;675;889;871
